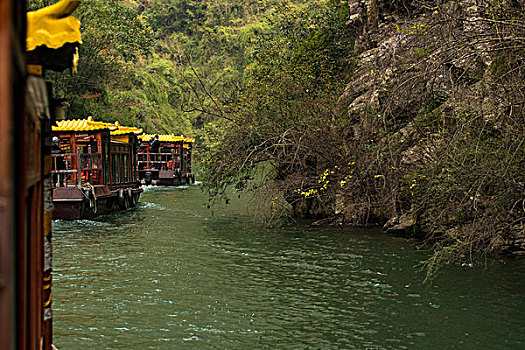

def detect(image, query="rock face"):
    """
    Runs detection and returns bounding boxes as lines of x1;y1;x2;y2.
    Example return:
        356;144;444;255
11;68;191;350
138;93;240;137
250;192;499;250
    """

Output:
292;196;331;219
318;0;525;256
499;226;525;256
286;1;525;259
383;213;415;236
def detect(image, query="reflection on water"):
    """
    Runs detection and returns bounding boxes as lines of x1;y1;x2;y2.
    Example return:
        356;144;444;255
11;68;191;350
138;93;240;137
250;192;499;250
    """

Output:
53;185;525;349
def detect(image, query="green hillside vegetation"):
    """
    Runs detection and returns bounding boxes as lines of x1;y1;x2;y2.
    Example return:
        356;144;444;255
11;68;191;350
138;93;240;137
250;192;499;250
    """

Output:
29;0;323;135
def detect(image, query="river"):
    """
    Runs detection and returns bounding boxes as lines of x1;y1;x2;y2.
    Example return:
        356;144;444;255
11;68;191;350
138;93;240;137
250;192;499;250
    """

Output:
52;185;525;349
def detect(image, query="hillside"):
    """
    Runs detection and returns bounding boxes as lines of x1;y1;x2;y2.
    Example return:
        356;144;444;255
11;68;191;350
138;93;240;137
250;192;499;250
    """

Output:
28;0;312;135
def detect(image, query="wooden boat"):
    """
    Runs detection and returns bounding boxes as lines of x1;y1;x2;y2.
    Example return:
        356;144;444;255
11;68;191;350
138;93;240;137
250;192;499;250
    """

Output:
51;117;143;219
137;134;195;186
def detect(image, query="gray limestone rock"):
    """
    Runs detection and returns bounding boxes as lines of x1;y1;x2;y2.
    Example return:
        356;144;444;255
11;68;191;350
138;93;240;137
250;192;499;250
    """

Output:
384;213;415;235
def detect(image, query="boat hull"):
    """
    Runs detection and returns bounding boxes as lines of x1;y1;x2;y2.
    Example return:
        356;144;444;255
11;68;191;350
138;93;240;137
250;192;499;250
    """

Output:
53;186;142;220
139;169;194;186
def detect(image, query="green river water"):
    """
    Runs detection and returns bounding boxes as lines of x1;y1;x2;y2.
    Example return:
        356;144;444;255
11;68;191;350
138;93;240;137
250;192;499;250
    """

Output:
53;185;525;349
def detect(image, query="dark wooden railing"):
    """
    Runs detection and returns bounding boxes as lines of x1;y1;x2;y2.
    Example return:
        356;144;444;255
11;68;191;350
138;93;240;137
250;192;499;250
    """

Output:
137;152;180;170
51;147;102;188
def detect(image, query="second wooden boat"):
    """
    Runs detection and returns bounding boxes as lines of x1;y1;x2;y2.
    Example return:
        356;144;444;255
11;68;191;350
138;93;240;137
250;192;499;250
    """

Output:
51;117;143;219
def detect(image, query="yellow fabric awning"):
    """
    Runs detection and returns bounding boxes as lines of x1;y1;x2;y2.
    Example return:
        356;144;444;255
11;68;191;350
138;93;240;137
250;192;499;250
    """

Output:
53;117;117;132
27;0;82;51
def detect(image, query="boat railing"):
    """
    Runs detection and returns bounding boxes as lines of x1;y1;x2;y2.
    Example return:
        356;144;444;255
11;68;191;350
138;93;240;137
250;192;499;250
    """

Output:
51;147;103;188
137;152;181;170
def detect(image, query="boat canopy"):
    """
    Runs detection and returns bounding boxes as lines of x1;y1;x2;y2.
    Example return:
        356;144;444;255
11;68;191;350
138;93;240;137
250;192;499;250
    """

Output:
26;0;82;73
53;117;146;136
108;121;143;136
139;134;185;142
52;117;116;132
139;134;194;143
27;0;82;51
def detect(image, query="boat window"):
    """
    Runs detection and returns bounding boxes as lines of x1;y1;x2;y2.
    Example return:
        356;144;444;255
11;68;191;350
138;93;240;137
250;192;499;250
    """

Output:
123;154;128;183
112;154;120;184
119;154;124;183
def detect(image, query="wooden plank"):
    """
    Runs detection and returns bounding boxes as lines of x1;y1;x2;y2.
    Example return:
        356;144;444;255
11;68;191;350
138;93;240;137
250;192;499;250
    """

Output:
0;0;14;343
0;0;14;336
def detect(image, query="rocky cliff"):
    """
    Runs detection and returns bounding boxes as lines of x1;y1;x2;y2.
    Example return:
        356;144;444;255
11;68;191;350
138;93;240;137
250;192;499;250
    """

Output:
296;0;524;259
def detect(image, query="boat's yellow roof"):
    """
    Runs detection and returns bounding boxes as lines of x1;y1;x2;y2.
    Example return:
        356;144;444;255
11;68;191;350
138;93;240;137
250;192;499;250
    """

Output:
138;134;188;142
27;0;82;51
106;121;143;136
53;117;116;132
53;117;143;135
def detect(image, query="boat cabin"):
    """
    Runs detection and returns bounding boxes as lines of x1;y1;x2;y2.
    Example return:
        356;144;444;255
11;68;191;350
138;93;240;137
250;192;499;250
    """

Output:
183;138;194;178
137;134;195;186
106;120;143;187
